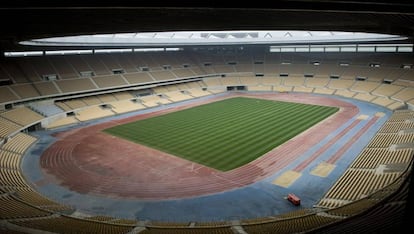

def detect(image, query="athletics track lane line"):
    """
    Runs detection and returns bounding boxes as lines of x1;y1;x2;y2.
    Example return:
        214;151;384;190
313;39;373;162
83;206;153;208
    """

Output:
326;116;379;164
292;118;362;172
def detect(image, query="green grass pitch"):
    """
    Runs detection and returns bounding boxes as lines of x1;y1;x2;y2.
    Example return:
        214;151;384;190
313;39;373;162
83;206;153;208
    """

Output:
103;97;339;171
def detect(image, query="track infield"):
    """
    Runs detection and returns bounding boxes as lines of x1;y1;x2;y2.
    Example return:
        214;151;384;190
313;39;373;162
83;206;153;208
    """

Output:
39;93;358;199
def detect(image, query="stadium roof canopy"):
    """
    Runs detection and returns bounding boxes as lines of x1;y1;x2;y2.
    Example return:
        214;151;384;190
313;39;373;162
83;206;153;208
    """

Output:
1;1;414;52
19;31;408;47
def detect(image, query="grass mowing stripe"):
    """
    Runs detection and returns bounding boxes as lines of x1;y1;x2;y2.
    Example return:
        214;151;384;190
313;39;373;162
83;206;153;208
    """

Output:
149;98;294;143
192;107;290;161
160;104;282;151
205;108;326;168
211;105;336;168
109;101;326;164
108;99;332;168
103;97;338;171
153;101;284;151
191;105;337;169
128;98;260;144
172;103;292;161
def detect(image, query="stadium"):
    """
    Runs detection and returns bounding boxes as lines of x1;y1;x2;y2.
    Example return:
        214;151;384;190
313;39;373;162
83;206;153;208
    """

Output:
0;2;413;233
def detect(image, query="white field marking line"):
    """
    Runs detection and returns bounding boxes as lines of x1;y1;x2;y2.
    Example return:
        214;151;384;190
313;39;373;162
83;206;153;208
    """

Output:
193;165;204;172
187;163;195;172
185;163;205;173
153;163;186;176
212;173;247;187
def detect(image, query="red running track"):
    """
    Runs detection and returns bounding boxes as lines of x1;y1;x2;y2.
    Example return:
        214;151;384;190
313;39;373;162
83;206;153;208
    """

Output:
40;93;358;200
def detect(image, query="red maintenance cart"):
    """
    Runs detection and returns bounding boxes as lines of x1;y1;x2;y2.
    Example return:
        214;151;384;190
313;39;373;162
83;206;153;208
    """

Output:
287;193;301;206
